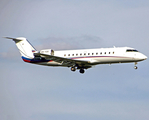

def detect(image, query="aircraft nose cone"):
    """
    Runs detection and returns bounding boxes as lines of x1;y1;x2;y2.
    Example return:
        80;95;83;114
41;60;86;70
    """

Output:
144;55;147;60
136;53;147;61
140;54;147;60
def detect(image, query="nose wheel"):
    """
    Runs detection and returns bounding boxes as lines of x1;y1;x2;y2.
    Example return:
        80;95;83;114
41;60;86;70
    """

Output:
134;66;138;69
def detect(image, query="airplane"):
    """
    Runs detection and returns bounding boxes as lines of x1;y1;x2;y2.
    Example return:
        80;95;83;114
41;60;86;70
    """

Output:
5;37;147;74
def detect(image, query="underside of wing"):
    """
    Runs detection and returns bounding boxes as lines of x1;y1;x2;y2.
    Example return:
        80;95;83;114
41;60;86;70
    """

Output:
34;52;92;69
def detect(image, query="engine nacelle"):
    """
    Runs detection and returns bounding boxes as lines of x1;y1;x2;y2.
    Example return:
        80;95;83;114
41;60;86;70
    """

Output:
40;49;54;55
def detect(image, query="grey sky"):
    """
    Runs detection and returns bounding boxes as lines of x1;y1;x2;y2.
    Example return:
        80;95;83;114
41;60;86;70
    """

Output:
0;0;149;120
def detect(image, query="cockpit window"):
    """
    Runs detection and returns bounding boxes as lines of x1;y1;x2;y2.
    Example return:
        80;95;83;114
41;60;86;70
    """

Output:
126;49;138;52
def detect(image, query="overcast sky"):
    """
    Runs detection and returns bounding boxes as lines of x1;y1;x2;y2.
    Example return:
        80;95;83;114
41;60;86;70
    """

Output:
0;0;149;120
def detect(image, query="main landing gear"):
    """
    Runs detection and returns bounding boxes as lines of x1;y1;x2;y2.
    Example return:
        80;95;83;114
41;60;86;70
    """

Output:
70;67;85;74
134;62;138;69
71;67;76;72
79;69;85;74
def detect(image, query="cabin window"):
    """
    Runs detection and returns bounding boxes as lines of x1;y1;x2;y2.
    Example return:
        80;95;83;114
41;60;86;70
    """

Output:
84;53;86;56
76;54;78;56
105;52;106;54
88;53;90;55
109;52;110;54
92;53;94;55
64;54;66;56
80;53;82;56
72;54;74;56
96;52;98;55
68;54;70;56
100;52;102;55
113;52;114;54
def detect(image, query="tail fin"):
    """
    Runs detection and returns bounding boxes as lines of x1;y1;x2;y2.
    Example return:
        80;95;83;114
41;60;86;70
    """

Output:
5;37;37;62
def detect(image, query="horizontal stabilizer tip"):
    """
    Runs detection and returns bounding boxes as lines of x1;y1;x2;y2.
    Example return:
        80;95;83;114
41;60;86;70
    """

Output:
3;37;25;42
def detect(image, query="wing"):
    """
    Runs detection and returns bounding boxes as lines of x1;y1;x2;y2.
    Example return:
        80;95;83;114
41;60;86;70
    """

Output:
34;52;92;69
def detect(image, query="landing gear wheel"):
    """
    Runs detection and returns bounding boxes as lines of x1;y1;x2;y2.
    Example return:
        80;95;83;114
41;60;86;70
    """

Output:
134;62;138;70
79;69;85;74
71;67;76;72
134;66;138;69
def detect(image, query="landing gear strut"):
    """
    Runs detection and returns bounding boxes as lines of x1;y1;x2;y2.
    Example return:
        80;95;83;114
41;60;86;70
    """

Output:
134;62;138;69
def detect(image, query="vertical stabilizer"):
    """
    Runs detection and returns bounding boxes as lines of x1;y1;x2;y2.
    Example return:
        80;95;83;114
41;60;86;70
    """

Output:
5;37;37;62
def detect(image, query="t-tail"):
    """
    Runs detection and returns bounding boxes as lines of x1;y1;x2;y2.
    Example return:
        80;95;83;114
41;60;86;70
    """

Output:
5;37;37;62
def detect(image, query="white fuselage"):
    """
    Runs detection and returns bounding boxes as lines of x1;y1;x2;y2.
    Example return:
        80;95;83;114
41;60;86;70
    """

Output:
38;47;147;66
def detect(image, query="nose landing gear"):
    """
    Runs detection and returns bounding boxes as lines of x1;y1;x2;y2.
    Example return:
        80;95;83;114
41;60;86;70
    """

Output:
134;62;138;69
134;66;138;69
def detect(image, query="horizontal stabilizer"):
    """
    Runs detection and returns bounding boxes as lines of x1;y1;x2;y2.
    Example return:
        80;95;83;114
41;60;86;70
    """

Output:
4;37;23;42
